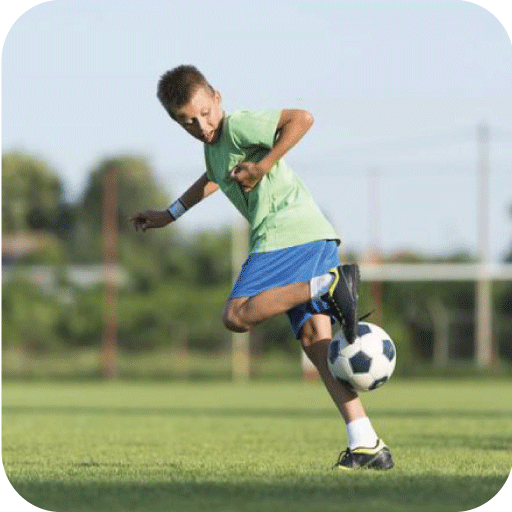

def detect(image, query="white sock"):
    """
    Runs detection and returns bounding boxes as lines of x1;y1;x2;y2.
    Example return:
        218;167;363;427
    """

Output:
346;417;379;450
310;273;335;300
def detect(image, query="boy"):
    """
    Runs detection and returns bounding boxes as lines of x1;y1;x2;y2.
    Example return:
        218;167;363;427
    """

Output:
131;65;394;470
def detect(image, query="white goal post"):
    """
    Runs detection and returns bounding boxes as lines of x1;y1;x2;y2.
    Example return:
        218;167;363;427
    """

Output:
358;263;512;282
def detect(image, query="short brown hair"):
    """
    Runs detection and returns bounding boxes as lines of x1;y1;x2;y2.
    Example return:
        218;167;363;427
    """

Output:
157;65;214;117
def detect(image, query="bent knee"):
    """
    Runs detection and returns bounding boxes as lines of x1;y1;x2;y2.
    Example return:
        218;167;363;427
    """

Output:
222;303;249;333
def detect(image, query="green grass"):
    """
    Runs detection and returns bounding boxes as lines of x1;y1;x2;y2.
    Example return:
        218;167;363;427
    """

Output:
3;379;511;512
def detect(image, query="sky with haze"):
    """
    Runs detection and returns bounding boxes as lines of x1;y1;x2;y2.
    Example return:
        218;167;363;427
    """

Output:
2;0;512;261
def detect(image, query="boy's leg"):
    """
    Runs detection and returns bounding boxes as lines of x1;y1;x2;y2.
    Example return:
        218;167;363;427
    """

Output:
301;314;394;470
300;314;366;423
223;263;359;336
223;281;310;332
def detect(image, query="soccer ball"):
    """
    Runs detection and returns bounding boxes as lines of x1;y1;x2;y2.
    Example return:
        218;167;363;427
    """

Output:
327;322;396;392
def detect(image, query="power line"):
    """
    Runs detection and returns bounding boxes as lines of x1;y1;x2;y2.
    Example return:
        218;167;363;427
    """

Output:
159;124;511;179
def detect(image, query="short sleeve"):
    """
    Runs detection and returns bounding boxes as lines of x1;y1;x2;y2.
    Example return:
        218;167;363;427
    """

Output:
228;110;281;149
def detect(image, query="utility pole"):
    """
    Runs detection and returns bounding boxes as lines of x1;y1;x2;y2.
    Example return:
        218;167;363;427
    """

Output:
102;165;118;379
475;122;493;368
231;218;250;381
368;168;382;325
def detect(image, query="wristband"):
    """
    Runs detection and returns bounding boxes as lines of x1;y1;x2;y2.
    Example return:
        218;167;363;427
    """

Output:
166;199;187;220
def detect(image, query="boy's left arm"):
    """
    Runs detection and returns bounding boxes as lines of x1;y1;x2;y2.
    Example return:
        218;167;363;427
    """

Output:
230;109;313;192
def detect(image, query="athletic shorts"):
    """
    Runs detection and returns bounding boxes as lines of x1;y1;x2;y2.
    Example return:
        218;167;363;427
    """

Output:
229;239;339;339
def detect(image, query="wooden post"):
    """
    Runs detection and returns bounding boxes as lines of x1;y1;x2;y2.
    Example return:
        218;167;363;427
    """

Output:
231;218;250;381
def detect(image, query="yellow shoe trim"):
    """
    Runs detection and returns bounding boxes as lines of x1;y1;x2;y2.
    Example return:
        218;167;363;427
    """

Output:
351;439;387;455
328;268;339;297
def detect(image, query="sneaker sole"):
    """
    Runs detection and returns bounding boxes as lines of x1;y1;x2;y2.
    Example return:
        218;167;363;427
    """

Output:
335;450;395;471
340;264;360;343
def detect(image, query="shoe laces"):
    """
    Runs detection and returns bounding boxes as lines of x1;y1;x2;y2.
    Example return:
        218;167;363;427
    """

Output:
358;309;374;322
333;448;353;469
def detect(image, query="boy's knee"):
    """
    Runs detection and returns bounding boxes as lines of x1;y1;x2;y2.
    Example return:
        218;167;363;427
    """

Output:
222;303;249;333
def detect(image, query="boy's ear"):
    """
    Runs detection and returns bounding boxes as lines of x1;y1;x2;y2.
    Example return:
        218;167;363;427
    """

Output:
214;90;222;104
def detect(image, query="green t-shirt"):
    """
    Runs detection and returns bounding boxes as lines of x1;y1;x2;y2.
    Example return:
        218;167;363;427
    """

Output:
204;109;340;253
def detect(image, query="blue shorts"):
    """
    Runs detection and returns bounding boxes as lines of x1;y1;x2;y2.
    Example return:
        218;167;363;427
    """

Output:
229;240;339;339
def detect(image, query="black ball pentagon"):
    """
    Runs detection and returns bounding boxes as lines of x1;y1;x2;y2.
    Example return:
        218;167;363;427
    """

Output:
369;376;388;390
349;350;372;373
357;323;371;337
382;339;395;361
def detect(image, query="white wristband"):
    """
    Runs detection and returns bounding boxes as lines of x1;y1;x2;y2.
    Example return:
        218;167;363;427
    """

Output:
166;199;187;220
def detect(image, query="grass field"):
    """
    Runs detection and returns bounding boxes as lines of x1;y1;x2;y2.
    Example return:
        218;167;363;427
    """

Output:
2;379;511;512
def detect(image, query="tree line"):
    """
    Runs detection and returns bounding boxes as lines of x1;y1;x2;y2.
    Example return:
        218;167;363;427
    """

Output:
2;150;512;373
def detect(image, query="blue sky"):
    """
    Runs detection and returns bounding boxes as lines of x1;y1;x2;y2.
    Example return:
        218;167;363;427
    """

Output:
2;0;512;261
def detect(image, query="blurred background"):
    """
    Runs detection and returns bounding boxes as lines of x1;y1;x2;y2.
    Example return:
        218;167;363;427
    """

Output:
2;0;512;381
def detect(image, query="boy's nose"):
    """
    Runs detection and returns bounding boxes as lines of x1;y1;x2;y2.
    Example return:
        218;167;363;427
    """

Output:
198;118;209;134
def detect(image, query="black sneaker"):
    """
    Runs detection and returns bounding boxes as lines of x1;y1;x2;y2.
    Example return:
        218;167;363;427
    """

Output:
322;264;360;343
333;439;394;470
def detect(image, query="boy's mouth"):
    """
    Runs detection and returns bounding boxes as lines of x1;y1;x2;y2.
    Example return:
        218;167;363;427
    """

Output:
205;126;221;144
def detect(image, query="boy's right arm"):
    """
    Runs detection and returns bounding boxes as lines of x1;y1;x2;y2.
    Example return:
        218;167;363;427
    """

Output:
130;172;219;232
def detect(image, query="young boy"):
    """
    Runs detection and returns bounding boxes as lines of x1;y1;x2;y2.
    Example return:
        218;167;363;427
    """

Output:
131;65;394;470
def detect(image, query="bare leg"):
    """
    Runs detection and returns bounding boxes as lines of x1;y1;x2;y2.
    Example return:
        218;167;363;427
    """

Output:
223;281;310;332
300;314;366;424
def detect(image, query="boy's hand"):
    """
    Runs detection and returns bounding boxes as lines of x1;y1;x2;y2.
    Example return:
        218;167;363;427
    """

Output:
229;161;265;192
130;210;172;232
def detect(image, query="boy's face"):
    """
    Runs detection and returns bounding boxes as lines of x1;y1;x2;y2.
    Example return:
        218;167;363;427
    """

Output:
171;87;223;145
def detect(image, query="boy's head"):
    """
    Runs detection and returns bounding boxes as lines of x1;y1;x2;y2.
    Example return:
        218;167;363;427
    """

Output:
157;65;223;144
